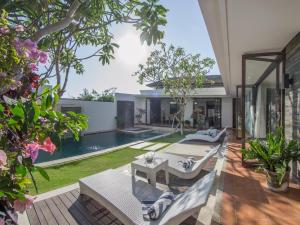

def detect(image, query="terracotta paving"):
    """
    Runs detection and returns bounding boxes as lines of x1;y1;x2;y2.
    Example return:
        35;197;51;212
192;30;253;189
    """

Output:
221;137;300;225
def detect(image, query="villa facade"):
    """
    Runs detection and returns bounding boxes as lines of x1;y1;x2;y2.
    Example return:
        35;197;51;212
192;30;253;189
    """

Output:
115;75;233;130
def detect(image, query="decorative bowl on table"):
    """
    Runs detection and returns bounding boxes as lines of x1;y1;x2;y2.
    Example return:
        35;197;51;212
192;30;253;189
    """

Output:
144;151;155;163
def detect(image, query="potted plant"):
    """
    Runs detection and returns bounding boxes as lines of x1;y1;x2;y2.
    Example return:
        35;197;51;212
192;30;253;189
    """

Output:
244;128;300;192
115;116;125;129
184;120;191;128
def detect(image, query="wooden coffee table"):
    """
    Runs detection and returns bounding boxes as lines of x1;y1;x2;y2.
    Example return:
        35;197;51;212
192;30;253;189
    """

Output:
131;157;169;188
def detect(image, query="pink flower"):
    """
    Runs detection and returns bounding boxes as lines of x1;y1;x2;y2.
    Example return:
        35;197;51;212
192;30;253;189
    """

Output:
23;39;37;50
24;143;40;163
15;25;24;32
0;27;9;34
0;150;7;169
25;49;39;61
40;137;56;154
13;195;35;213
0;217;4;225
13;38;23;55
0;72;6;78
29;63;38;72
39;51;48;64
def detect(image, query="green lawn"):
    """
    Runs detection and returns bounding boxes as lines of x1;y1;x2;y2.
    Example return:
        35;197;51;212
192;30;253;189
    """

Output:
29;131;188;194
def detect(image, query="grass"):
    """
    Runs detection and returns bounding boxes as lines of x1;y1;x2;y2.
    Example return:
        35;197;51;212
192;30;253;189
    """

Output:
29;131;189;194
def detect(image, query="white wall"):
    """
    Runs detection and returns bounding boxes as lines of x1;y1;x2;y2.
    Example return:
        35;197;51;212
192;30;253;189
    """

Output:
58;99;117;134
221;97;233;128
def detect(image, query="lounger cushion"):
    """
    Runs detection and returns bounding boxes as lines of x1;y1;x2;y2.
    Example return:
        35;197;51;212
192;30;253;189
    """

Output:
208;129;218;137
178;158;195;169
143;191;175;220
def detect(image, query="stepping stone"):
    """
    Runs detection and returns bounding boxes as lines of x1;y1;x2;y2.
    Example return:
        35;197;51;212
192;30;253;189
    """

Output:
130;142;154;149
144;143;168;151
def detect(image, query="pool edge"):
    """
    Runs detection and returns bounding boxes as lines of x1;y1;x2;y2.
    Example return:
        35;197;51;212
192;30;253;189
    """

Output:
35;132;174;168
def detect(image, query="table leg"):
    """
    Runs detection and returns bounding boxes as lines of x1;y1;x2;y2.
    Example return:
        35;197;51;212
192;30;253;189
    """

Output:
149;172;156;188
131;165;136;193
165;170;169;185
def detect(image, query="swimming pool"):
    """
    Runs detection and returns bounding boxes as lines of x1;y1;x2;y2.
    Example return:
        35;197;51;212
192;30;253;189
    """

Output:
36;131;163;163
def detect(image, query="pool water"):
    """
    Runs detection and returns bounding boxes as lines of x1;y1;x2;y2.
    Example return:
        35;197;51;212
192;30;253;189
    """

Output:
36;131;162;163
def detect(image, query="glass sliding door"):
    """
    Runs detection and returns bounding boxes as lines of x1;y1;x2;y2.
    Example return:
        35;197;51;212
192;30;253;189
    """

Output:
193;98;221;129
242;52;283;146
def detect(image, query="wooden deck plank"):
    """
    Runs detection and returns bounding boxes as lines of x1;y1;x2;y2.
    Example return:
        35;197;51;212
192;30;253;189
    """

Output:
73;189;120;223
26;206;41;225
37;200;59;225
59;193;92;225
26;188;198;225
51;195;79;225
45;198;70;225
59;192;93;225
65;191;103;225
33;201;48;225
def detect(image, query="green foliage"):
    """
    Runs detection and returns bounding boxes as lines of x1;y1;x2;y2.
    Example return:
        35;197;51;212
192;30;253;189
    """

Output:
246;127;300;185
0;13;88;218
2;0;168;94
77;88;116;102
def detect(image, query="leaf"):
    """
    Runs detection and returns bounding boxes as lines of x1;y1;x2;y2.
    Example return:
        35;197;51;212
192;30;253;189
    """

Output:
0;104;4;112
35;166;50;181
46;95;53;109
12;105;24;119
16;165;27;177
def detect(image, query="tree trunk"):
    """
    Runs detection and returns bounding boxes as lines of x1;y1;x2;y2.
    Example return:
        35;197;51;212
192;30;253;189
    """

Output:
179;102;185;135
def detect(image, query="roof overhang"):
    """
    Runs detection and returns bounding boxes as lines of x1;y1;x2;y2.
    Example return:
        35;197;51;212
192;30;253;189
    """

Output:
137;87;229;98
198;0;300;96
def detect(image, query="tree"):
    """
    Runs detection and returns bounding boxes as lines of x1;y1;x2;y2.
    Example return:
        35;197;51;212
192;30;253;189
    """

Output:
0;14;87;222
77;88;116;102
1;0;168;96
134;43;215;135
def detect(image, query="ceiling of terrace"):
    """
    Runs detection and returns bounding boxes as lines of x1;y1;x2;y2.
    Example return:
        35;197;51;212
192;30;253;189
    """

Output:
198;0;300;96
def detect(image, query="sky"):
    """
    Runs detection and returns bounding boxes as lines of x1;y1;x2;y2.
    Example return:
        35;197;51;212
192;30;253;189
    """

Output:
58;0;219;98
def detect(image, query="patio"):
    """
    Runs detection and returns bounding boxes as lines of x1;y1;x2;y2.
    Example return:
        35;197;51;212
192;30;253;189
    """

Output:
220;136;300;225
23;131;300;225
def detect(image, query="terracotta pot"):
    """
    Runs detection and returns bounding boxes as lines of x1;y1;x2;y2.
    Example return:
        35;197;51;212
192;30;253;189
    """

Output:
265;169;290;192
242;158;261;168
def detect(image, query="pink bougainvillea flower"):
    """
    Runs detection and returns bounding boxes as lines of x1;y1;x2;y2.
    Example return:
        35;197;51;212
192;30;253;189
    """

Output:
24;143;40;163
29;63;38;72
0;27;9;34
13;38;24;55
29;74;40;89
15;25;24;32
39;51;48;64
25;49;39;61
23;39;37;50
40;137;56;154
0;150;7;169
0;72;6;77
13;195;35;213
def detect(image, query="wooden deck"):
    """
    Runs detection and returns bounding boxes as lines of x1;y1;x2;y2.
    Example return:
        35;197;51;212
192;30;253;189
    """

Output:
26;152;218;225
26;188;197;225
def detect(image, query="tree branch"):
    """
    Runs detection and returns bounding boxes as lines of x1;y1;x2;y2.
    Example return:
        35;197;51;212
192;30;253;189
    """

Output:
32;0;85;43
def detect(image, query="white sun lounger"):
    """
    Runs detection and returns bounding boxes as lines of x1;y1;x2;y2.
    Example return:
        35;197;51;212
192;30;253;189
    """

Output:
157;144;220;179
79;169;216;225
185;127;227;142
